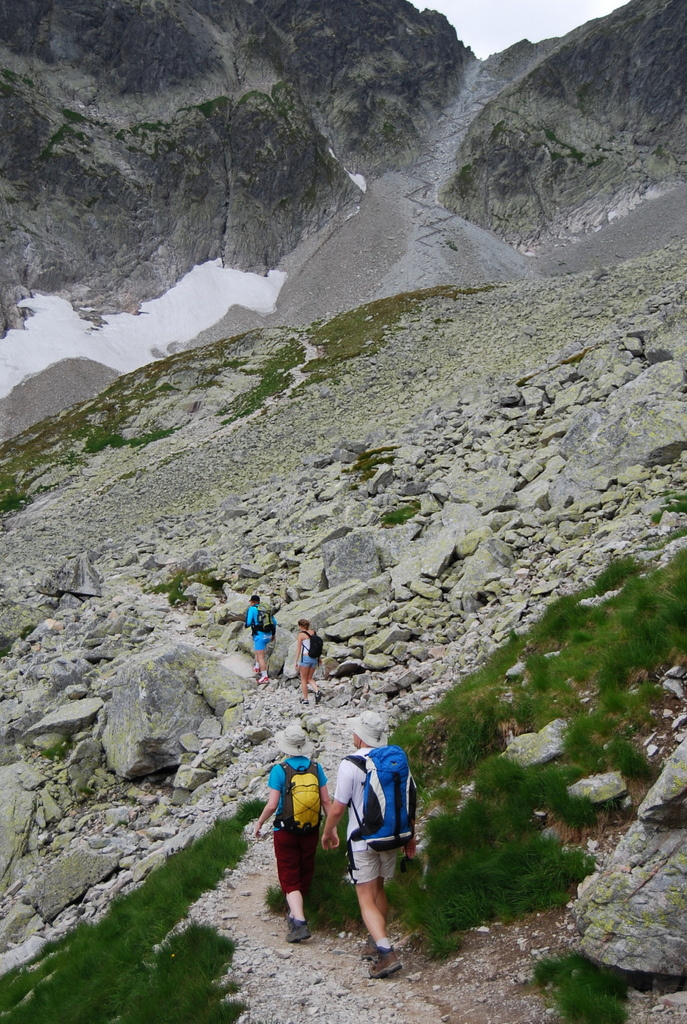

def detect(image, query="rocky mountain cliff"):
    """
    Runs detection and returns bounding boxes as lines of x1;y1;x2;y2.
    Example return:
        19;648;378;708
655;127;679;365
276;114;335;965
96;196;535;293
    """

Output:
443;0;687;245
0;0;470;330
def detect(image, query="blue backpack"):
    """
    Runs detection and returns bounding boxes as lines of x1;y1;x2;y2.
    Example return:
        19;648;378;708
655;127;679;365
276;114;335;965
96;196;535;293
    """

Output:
346;745;416;854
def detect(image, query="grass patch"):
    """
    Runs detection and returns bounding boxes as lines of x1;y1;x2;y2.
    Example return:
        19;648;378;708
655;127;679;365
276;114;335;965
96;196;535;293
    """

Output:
380;501;421;527
344;446;398;482
304;285;495;384
0;488;28;514
39;738;73;761
84;427;177;454
150;569;227;606
652;492;687;523
409;835;592;957
534;953;628;1024
317;553;687;952
219;340;303;424
0;799;262;1024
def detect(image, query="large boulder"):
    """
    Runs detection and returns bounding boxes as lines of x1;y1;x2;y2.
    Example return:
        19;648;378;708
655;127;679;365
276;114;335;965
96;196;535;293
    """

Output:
551;363;687;506
322;530;380;588
277;577;389;633
444;470;518;512
101;645;214;778
575;737;687;977
41;553;103;598
27;848;121;922
389;503;485;589
23;698;103;741
0;762;44;890
194;660;251;717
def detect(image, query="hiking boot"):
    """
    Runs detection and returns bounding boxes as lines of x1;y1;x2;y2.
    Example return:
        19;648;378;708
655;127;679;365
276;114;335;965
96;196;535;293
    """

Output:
300;698;309;705
360;936;378;961
314;690;322;705
258;673;269;684
369;949;401;979
253;663;260;675
286;916;311;942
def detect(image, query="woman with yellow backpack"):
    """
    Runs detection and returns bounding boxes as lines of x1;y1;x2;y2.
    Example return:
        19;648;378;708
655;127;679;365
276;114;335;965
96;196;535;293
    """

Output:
254;723;332;941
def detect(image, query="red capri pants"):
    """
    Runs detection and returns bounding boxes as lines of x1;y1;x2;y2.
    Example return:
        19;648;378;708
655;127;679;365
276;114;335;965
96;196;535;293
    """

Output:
273;829;319;895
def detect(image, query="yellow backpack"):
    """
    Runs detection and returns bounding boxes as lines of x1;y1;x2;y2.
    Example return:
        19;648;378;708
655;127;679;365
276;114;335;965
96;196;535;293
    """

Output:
276;760;322;834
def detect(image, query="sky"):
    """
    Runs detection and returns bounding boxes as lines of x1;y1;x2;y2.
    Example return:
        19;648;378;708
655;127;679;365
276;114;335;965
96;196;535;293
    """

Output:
409;1;629;59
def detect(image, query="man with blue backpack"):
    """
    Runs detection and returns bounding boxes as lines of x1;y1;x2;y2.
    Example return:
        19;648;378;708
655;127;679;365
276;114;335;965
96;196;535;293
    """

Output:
321;710;416;979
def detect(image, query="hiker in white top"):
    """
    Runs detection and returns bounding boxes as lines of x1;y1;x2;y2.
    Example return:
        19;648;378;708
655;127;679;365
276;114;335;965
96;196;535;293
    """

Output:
321;710;416;979
294;618;321;706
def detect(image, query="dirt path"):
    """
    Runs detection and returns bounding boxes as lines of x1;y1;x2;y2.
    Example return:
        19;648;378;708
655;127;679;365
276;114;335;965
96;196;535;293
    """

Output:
189;831;590;1024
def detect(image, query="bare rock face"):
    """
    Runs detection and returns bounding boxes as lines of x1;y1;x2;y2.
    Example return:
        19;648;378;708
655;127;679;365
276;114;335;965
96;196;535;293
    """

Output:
27;848;121;923
0;0;470;331
443;0;687;245
100;644;215;778
0;762;44;891
574;737;687;978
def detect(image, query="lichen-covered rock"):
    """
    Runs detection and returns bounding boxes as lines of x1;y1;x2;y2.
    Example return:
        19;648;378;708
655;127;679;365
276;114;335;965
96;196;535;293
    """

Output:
637;735;687;827
298;558;326;592
322;530;381;588
0;763;42;890
502;719;567;767
194;660;250;717
445;470;518;512
28;848;121;922
200;736;236;772
365;624;411;656
42;553;103;598
172;766;214;791
23;698;103;741
567;771;627;805
0;902;42;953
324;615;376;642
575;738;687;976
0;600;43;651
100;645;214;778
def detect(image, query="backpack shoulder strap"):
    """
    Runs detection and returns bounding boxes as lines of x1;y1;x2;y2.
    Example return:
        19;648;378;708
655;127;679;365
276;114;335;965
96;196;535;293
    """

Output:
345;754;366;771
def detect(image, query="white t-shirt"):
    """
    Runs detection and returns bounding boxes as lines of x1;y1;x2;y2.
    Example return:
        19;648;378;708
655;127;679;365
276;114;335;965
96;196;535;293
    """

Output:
333;747;372;852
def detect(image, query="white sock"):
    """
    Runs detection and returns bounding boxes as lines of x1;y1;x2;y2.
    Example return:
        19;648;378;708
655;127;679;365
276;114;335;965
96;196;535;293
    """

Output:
377;937;391;952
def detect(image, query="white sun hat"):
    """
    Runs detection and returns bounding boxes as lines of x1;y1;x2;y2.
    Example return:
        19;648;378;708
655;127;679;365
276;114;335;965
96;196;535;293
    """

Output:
350;709;388;747
275;723;314;757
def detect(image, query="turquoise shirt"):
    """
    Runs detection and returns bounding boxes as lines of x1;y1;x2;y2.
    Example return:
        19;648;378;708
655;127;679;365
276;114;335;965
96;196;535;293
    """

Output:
267;757;327;830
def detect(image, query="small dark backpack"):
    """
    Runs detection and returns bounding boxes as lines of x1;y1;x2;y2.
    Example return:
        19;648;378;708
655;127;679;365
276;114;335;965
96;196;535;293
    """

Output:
308;631;323;659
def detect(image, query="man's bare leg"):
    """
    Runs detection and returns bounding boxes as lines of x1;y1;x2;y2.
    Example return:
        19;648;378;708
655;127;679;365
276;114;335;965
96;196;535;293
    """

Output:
355;877;388;944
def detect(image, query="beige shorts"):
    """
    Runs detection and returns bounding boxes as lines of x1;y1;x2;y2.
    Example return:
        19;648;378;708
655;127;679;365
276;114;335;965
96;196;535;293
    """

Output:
350;846;397;885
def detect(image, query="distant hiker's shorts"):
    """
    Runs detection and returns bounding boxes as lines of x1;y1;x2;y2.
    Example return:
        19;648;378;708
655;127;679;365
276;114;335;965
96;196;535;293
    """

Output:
350;847;397;885
253;632;274;651
273;828;319;895
299;654;318;668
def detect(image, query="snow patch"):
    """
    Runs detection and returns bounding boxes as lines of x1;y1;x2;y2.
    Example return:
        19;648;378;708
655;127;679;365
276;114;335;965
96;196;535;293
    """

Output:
0;260;286;400
347;171;367;192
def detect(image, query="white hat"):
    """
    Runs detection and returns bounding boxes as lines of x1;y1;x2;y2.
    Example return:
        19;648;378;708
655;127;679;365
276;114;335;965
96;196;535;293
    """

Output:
350;710;388;747
275;723;313;757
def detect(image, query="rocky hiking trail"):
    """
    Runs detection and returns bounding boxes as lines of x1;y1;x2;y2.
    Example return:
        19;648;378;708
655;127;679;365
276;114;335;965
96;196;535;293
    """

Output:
190;818;659;1024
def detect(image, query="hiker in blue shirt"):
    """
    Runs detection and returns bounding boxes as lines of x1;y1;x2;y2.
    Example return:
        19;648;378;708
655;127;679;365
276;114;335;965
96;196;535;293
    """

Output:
254;723;332;942
245;594;276;684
